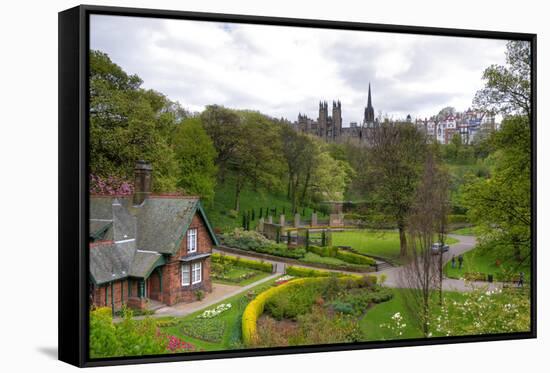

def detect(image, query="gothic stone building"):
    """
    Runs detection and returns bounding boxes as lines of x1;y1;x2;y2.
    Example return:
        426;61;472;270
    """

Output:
89;161;218;311
294;83;377;144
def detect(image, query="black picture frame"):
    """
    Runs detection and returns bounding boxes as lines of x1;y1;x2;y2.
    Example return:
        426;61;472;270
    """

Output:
58;4;537;368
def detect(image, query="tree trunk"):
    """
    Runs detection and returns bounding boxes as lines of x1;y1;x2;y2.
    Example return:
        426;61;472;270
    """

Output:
301;168;311;203
513;236;522;262
398;219;408;257
234;176;243;212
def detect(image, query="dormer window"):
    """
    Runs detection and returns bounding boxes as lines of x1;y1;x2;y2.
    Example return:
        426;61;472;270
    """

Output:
187;228;197;253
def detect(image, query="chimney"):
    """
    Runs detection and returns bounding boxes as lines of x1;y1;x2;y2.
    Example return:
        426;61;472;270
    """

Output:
133;160;152;205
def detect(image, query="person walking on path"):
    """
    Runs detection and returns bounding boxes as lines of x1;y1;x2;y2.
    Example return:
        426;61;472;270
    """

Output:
451;255;456;269
458;254;464;270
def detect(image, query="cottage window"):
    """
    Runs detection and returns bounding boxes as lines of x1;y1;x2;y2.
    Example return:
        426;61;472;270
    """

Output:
192;262;202;284
187;228;198;253
181;264;191;286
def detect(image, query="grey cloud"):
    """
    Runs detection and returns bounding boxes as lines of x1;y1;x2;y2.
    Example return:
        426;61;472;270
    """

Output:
90;15;509;122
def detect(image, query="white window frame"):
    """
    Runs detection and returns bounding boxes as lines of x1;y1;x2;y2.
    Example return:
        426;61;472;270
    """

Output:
187;228;198;253
191;262;202;285
181;264;191;286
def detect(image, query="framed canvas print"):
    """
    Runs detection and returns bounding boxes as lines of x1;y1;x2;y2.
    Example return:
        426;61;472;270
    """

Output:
58;4;537;367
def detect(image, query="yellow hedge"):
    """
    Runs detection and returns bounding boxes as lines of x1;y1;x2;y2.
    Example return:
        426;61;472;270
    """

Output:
241;275;376;346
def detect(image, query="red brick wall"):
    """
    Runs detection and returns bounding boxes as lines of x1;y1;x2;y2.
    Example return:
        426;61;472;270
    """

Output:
91;279;131;310
160;212;213;305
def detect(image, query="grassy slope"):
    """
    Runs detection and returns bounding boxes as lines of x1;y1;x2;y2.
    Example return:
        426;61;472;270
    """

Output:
159;276;281;351
332;230;458;263
444;246;531;281
359;289;465;341
204;179;319;233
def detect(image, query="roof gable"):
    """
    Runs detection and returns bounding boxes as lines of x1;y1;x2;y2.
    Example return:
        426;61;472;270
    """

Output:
89;195;219;284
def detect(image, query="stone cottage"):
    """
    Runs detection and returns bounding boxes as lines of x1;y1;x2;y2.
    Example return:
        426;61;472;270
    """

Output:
88;161;219;310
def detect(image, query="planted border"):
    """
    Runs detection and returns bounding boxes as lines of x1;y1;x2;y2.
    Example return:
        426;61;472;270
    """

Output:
241;275;377;346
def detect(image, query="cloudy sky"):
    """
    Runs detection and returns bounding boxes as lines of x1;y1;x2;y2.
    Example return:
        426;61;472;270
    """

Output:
90;15;508;125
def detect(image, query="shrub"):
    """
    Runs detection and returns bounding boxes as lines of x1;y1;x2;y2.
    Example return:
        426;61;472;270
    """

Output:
241;276;374;346
286;266;378;286
212;253;273;273
331;300;354;314
222;229;305;259
327;287;393;316
463;272;487;281
286;266;342;278
307;245;338;257
242;277;329;346
227;209;239;219
195;289;205;301
89;307;167;358
335;250;376;266
305;245;376;267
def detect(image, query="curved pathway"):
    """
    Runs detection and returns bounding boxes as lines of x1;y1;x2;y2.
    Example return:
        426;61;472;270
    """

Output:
128;234;492;319
217;234;501;292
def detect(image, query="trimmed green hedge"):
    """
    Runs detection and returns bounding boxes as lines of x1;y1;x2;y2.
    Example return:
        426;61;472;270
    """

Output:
211;253;273;273
306;245;376;266
286;266;378;284
335;250;376;266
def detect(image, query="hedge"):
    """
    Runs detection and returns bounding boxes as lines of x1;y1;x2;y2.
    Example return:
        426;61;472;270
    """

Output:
286;266;377;284
335;250;376;266
242;276;375;346
211;253;273;273
286;266;345;278
306;245;376;266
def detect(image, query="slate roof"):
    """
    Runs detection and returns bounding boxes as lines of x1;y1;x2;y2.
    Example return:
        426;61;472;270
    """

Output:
89;240;133;284
129;250;165;278
89;195;218;285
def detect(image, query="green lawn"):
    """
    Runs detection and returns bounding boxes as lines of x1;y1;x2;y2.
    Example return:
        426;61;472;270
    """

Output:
332;230;458;264
157;276;281;351
212;267;272;286
444;246;531;282
204;178;320;233
359;289;465;341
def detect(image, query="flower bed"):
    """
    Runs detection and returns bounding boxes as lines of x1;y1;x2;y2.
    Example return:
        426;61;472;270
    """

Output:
274;275;294;285
179;318;226;343
198;303;232;319
242;275;378;346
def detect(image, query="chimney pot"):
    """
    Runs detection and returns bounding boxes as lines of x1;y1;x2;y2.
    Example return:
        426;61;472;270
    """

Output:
133;160;152;205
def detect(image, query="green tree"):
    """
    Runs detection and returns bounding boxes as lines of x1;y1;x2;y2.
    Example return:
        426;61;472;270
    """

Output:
310;151;354;202
462;116;531;262
172;117;218;201
89;50;178;191
362;123;428;257
201;105;243;183
474;40;531;119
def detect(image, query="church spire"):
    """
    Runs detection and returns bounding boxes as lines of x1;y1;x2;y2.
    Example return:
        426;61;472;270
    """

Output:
364;82;375;125
367;82;372;108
